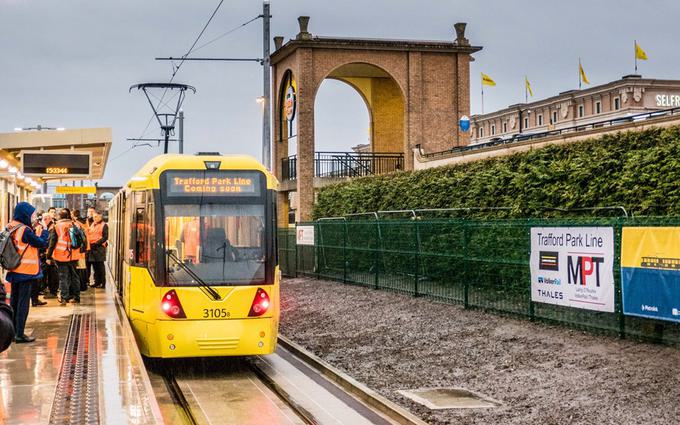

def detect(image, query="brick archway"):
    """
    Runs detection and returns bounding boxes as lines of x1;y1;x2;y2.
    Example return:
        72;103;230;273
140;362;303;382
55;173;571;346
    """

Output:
271;17;481;223
323;62;405;154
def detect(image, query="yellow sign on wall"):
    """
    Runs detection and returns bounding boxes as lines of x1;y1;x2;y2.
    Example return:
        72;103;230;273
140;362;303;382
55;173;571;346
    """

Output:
56;186;96;195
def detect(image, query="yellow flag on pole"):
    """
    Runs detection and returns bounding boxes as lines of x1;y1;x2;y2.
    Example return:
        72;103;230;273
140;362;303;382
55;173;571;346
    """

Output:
635;42;648;60
481;72;496;86
579;61;590;85
525;76;533;97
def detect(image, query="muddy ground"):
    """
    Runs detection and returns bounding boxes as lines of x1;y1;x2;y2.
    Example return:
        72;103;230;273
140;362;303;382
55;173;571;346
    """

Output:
279;277;680;425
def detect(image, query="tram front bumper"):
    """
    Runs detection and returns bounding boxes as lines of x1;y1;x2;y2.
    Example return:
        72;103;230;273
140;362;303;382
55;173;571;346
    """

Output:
149;317;278;358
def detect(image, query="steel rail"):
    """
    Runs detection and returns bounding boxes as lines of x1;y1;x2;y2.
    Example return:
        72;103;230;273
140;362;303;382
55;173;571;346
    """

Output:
161;370;199;425
247;362;317;424
276;336;429;425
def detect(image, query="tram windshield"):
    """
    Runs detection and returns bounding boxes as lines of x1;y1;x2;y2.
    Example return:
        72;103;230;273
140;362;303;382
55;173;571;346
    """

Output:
164;203;265;286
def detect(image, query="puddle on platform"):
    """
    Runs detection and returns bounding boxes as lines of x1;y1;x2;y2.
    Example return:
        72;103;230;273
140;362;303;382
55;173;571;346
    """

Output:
397;387;501;409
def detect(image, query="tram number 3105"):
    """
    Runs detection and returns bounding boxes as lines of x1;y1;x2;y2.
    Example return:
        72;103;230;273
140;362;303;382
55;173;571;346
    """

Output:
203;308;230;319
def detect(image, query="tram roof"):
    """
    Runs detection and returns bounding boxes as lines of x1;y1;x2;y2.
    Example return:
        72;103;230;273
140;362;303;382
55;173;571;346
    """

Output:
127;154;277;190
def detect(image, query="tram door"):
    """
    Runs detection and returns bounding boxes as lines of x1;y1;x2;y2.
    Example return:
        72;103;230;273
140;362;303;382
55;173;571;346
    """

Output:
128;191;155;321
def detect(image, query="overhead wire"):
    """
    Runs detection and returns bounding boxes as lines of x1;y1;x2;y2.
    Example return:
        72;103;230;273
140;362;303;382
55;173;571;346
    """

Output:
109;143;154;162
188;14;261;56
135;0;227;140
129;3;262;152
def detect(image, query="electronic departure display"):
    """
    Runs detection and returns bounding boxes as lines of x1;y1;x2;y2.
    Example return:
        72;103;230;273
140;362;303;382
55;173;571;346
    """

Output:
22;152;91;176
165;170;262;197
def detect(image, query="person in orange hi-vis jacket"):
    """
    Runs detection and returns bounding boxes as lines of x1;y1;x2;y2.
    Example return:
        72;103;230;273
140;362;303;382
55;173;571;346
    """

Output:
5;202;49;343
47;209;81;305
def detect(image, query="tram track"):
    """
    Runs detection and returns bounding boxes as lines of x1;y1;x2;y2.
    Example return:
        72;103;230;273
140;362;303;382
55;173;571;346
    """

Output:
247;360;317;425
160;369;200;425
147;340;428;425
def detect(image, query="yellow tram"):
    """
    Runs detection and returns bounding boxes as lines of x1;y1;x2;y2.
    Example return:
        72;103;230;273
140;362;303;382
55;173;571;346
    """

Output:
108;154;280;358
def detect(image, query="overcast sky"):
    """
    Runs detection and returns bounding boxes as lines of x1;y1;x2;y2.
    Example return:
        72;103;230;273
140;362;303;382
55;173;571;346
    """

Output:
1;0;678;186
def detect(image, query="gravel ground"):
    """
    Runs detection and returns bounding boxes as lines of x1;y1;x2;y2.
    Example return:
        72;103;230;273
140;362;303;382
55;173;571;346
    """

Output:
280;277;680;425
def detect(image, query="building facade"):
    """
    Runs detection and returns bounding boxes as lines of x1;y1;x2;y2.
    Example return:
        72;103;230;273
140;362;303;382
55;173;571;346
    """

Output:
470;75;680;144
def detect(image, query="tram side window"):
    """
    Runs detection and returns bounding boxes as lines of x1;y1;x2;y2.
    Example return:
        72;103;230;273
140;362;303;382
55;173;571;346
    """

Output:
124;194;132;263
134;207;147;264
130;191;149;265
146;201;156;277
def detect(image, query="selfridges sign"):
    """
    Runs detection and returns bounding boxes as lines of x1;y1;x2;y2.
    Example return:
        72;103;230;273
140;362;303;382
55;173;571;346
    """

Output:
655;94;680;107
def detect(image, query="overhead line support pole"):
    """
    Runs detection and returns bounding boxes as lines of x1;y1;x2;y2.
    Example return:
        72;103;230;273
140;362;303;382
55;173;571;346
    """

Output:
178;110;185;154
262;1;271;169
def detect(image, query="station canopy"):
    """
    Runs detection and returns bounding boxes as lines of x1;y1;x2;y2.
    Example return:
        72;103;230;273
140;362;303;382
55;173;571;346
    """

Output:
0;128;112;180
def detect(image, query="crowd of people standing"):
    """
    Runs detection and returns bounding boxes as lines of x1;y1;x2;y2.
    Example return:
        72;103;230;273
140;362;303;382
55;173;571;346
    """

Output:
1;202;108;348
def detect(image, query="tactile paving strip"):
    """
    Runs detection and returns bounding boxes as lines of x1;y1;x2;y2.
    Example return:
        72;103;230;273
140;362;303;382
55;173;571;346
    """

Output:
49;312;100;425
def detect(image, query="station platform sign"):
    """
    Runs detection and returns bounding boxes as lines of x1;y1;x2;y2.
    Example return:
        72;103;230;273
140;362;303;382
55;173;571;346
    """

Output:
22;151;91;178
56;186;97;195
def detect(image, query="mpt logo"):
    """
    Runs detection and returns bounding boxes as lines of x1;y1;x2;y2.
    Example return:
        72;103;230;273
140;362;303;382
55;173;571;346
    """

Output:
567;255;604;287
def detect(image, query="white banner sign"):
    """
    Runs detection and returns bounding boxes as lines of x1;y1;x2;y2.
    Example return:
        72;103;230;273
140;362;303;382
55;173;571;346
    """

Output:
296;225;315;246
530;227;615;312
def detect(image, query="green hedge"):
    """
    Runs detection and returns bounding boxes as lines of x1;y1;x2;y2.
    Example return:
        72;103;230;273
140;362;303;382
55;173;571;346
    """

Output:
313;126;680;219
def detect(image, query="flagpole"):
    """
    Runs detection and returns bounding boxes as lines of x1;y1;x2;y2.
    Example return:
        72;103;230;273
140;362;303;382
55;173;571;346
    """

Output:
578;58;582;90
634;40;638;73
481;77;484;114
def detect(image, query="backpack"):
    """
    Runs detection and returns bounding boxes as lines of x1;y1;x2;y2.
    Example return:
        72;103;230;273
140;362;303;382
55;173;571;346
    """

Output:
69;224;86;249
0;224;27;270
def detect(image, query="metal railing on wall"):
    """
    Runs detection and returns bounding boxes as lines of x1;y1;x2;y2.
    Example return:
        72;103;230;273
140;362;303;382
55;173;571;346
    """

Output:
278;215;680;346
421;106;680;159
281;151;404;181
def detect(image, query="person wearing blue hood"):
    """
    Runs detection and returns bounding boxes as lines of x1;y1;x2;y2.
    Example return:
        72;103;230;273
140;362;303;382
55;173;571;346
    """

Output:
5;201;49;343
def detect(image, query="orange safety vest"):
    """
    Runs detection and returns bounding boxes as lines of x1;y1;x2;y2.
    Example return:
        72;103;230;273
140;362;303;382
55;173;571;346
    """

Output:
53;220;73;262
72;221;89;260
181;219;200;260
87;221;105;245
8;220;40;275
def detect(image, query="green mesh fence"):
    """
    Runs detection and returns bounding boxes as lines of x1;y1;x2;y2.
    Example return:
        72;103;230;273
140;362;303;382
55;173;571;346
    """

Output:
278;217;680;346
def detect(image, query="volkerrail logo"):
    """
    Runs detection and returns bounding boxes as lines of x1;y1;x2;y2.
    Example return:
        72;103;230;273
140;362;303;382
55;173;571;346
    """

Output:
537;277;561;285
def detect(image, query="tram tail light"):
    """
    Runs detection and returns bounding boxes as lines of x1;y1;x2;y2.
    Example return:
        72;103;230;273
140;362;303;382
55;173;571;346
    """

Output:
161;290;186;319
248;288;270;317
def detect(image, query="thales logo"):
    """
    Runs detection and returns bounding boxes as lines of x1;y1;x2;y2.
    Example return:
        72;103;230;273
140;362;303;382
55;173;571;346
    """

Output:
641;304;659;312
538;276;561;285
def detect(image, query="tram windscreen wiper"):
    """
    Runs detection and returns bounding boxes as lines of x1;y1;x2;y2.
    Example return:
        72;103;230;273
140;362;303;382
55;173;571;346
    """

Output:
166;250;221;301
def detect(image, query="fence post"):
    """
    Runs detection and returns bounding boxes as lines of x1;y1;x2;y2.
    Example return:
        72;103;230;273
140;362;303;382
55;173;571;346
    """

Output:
293;228;298;278
463;220;469;309
528;220;535;321
374;221;380;290
414;219;420;297
315;222;321;280
615;221;625;339
343;221;348;284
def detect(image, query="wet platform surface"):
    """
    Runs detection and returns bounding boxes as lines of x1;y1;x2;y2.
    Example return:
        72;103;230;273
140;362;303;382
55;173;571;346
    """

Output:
0;285;161;424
